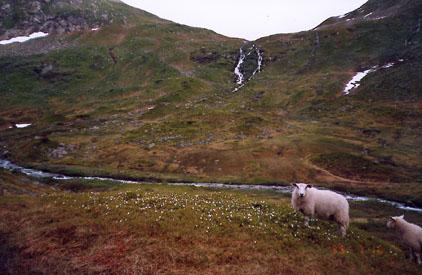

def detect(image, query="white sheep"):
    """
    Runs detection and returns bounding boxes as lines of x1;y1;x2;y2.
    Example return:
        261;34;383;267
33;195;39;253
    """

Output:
387;215;422;265
291;183;349;237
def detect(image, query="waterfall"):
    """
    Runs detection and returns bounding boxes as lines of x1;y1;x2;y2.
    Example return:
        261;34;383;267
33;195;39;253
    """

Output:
234;48;246;85
232;44;263;93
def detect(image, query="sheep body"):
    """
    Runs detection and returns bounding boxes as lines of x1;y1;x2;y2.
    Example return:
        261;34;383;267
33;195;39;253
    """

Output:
291;183;349;236
387;215;422;265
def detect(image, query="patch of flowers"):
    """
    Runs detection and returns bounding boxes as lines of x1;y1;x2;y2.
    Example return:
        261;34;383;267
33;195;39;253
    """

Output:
42;188;360;243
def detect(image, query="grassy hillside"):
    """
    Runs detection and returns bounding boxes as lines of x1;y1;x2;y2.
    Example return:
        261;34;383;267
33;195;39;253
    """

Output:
1;171;421;274
0;0;421;206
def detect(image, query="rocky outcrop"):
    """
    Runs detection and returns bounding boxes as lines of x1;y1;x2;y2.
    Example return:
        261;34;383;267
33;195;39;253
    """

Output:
0;0;126;40
49;143;78;159
190;49;221;64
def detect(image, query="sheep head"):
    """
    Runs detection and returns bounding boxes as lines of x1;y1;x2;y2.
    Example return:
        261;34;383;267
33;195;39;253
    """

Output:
387;215;405;229
292;183;313;198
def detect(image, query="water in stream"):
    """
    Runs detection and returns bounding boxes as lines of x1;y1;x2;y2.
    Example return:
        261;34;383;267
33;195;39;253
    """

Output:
1;158;421;213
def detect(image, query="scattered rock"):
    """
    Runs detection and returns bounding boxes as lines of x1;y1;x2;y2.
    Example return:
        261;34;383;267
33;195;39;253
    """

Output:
257;129;273;139
109;47;118;64
361;128;381;138
49;143;77;158
375;156;396;166
252;91;265;101
40;63;54;75
362;148;370;156
276;148;284;157
34;135;49;143
377;138;387;148
235;132;246;140
0;150;10;158
28;1;42;14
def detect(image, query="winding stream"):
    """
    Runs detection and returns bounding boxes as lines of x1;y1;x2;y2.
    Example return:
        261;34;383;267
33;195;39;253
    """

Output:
1;158;421;213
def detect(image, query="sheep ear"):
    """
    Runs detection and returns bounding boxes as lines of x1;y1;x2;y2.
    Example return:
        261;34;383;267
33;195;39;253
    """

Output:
292;183;298;188
399;214;404;219
306;184;313;189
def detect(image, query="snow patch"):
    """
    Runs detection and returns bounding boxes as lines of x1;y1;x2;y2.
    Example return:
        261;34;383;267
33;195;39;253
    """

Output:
382;62;395;69
374;16;386;21
15;124;31;128
343;60;404;95
364;12;373;18
0;32;48;45
343;68;376;95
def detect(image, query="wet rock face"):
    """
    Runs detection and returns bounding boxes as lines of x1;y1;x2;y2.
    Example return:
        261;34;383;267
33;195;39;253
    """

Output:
0;0;120;39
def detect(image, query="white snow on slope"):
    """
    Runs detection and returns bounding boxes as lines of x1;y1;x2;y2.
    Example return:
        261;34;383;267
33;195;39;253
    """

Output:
374;16;386;21
343;60;404;95
15;124;31;128
343;67;376;95
0;32;49;45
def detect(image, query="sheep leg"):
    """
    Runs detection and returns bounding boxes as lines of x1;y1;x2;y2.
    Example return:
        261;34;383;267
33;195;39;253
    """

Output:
408;248;415;261
415;252;421;265
304;216;310;227
338;224;347;237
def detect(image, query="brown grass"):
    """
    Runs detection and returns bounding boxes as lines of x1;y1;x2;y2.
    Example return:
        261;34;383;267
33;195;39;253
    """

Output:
1;174;421;274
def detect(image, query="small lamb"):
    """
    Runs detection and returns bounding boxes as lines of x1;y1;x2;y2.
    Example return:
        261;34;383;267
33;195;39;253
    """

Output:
387;215;422;265
291;183;349;237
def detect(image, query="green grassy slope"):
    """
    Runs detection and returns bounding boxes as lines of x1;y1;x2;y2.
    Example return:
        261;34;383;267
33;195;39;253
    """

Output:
0;0;421;205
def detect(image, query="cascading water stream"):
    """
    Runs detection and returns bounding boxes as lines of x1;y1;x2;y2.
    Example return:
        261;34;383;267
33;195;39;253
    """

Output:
234;48;246;85
232;44;263;93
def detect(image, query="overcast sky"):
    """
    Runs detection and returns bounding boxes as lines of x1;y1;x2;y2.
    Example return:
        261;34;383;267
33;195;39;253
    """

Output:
121;0;367;40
